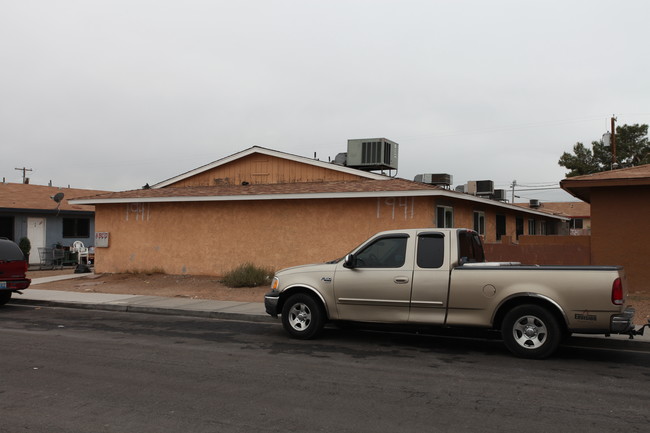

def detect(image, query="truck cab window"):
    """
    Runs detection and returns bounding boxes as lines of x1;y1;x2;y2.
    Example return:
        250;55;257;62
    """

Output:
417;234;444;269
355;236;407;268
458;231;485;263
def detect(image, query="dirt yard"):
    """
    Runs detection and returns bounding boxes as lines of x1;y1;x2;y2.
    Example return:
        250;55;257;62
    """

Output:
26;269;650;325
27;269;268;303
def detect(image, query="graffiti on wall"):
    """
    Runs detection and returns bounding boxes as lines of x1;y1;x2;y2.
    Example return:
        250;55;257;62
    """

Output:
377;197;415;220
125;203;150;222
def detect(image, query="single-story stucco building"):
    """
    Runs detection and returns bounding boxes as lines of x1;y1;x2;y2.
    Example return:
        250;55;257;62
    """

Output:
71;146;568;276
0;182;110;265
561;164;650;293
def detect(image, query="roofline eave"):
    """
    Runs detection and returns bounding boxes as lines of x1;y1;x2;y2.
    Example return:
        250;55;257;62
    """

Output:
70;189;569;221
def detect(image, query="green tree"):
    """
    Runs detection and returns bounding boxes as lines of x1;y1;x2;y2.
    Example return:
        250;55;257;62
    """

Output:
558;123;649;177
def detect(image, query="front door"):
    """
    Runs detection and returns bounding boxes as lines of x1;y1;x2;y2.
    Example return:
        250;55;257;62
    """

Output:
333;234;413;323
27;217;46;265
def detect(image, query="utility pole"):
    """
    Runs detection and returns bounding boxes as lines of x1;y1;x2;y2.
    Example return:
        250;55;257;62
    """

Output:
15;167;33;184
510;180;517;203
610;115;617;168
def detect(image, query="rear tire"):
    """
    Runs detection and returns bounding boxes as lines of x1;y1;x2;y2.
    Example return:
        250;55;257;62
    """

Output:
501;304;562;359
0;291;12;306
281;293;325;339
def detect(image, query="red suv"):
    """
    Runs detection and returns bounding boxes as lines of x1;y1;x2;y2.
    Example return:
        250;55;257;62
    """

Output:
0;239;31;305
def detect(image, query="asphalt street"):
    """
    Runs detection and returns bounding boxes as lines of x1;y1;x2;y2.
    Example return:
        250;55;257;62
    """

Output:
2;304;649;433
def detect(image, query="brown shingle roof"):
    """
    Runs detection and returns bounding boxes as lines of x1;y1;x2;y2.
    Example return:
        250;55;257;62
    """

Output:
516;201;590;218
69;178;569;221
73;178;441;201
560;164;650;202
0;182;112;212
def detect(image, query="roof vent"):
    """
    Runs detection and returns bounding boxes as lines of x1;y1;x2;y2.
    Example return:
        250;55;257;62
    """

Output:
333;152;347;166
414;173;453;187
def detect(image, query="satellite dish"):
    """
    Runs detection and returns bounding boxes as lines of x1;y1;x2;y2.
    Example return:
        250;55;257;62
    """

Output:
52;192;65;203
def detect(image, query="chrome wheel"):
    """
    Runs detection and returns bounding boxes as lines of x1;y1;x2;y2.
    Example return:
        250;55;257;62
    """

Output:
281;293;325;339
287;302;312;332
502;304;562;359
512;314;548;349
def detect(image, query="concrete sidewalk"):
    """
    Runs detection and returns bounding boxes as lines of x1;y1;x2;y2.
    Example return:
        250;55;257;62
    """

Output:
12;273;272;322
9;273;650;352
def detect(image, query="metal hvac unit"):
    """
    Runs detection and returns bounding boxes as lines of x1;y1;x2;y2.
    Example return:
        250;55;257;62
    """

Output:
414;173;453;187
467;180;494;196
493;189;506;201
346;138;399;171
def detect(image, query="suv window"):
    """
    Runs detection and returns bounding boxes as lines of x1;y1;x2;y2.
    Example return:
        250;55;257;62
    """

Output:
0;239;25;261
355;236;408;268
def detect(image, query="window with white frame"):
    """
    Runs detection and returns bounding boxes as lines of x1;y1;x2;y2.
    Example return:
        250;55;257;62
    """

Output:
473;211;485;235
436;206;454;228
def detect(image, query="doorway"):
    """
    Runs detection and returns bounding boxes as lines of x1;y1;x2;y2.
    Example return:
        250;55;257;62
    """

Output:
27;217;46;265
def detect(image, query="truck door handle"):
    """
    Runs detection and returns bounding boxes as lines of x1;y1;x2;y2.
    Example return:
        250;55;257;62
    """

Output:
394;277;410;284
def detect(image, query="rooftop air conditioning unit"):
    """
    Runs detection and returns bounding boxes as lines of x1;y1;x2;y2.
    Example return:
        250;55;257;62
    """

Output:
455;184;467;193
530;199;540;208
493;189;506;201
475;180;494;195
414;173;453;187
346;138;399;171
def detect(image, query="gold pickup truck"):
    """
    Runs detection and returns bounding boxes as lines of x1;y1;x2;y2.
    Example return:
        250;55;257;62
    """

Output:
265;228;642;358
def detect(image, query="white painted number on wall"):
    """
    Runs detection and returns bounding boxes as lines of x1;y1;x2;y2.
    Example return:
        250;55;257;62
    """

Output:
125;203;150;222
376;197;415;220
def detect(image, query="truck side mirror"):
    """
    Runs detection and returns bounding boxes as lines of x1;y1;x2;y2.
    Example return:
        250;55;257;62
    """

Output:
343;253;356;269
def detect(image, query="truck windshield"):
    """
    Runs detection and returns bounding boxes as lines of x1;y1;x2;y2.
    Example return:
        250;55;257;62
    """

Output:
458;230;485;263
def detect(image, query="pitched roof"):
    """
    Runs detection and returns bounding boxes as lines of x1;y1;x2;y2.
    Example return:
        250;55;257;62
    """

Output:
152;146;388;188
560;164;650;202
0;182;112;213
515;201;590;218
70;178;568;220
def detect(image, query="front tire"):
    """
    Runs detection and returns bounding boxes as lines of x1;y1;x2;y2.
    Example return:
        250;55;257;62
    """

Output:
281;293;325;339
501;304;562;359
0;291;12;306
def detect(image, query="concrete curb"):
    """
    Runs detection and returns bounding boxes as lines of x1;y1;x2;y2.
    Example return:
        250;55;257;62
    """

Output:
10;297;276;323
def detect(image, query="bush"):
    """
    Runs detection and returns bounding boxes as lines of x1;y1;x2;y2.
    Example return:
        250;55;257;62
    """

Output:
18;237;31;260
222;263;273;288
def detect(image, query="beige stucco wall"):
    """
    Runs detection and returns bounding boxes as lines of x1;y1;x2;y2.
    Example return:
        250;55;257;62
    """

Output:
93;195;563;276
94;196;437;275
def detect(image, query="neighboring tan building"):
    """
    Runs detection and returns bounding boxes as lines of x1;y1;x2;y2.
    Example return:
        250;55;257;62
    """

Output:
516;201;591;235
561;164;650;292
71;146;567;276
0;182;110;264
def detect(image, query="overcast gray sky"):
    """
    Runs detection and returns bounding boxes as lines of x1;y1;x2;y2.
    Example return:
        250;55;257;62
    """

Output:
2;0;648;203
